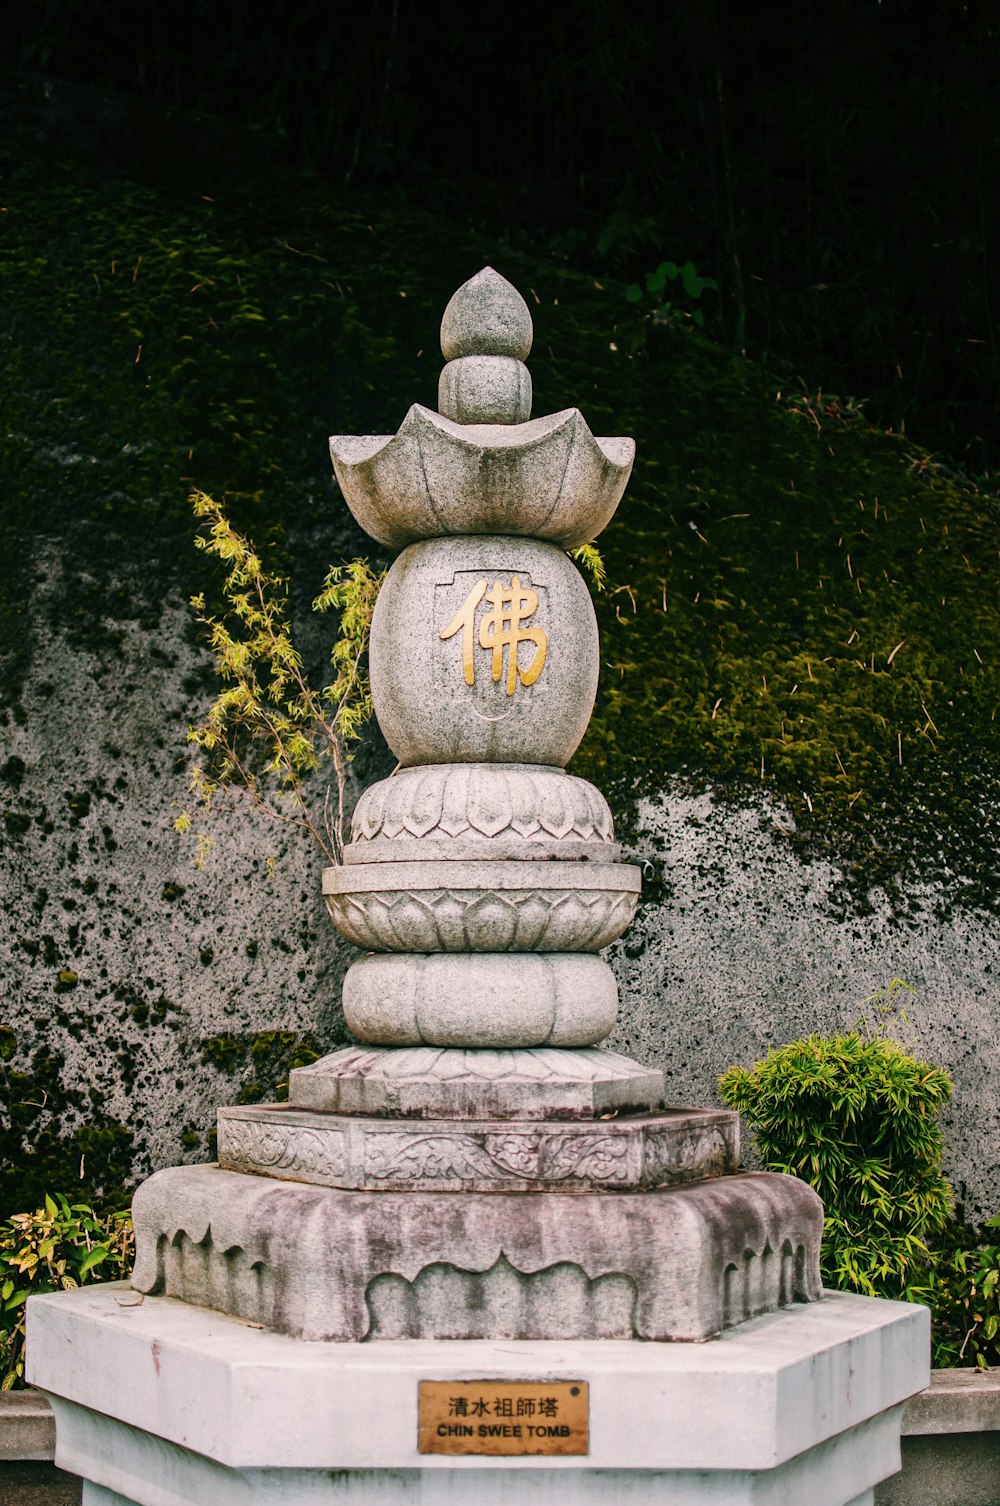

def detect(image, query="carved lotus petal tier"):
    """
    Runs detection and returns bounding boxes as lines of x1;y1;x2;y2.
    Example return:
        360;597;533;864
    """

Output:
329;404;635;550
340;951;619;1048
216;1102;740;1194
324;861;639;954
346;762;619;864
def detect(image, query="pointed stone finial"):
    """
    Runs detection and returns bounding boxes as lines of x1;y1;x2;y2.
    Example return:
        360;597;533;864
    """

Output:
440;267;533;361
438;268;533;424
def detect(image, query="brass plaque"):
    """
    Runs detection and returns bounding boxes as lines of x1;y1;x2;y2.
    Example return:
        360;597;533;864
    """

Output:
418;1379;589;1456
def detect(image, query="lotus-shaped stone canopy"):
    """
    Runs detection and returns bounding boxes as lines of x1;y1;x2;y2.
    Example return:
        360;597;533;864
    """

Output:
330;405;634;549
329;266;635;549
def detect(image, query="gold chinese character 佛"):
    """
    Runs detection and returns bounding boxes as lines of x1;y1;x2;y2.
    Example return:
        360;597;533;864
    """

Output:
440;575;547;696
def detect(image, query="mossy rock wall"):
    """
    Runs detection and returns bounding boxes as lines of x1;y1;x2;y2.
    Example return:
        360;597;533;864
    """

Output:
1;76;997;1221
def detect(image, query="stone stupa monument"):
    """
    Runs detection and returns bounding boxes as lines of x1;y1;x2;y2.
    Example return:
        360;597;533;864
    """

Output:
28;268;928;1506
132;265;822;1343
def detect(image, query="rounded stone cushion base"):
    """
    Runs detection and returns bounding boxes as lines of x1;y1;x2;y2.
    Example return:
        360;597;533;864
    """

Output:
343;952;617;1048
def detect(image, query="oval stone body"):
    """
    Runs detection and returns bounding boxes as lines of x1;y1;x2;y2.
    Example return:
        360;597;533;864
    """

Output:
370;536;599;766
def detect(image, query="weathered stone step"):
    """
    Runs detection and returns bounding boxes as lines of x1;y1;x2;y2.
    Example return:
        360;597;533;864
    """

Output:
289;1044;666;1120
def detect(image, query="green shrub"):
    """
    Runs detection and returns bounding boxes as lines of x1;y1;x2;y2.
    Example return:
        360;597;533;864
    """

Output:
922;1219;1000;1370
719;988;1000;1368
0;1196;133;1389
718;1016;954;1302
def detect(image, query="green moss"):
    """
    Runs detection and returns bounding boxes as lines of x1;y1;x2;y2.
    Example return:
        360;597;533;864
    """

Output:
2;139;995;916
0;1032;134;1214
199;1035;246;1075
199;1030;322;1106
567;325;1000;912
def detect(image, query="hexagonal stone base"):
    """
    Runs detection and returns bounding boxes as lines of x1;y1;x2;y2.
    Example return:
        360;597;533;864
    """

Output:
216;1103;739;1193
131;1164;822;1342
288;1044;666;1120
28;1284;928;1506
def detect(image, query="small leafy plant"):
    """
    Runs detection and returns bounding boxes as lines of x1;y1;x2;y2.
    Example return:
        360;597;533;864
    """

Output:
626;259;718;328
921;1218;1000;1370
719;981;1000;1368
1;1196;134;1389
570;542;607;592
177;491;385;865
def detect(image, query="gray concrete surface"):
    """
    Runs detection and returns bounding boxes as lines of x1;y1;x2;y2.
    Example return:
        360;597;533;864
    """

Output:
876;1431;1000;1506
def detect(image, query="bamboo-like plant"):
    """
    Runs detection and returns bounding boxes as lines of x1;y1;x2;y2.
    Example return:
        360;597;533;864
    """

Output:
176;493;607;866
719;983;954;1304
175;491;385;865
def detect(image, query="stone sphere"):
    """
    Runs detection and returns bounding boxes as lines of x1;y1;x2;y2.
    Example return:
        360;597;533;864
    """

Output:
369;536;599;766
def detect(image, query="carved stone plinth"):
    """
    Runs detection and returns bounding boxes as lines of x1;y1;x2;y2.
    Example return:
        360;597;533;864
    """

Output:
216;1103;739;1193
131;1164;822;1343
288;1044;667;1120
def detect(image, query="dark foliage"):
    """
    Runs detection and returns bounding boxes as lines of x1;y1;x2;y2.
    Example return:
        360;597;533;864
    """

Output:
928;1217;1000;1369
11;0;1000;465
0;1028;133;1214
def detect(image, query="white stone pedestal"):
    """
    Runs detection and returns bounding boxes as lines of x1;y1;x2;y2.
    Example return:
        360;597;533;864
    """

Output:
28;1283;928;1505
